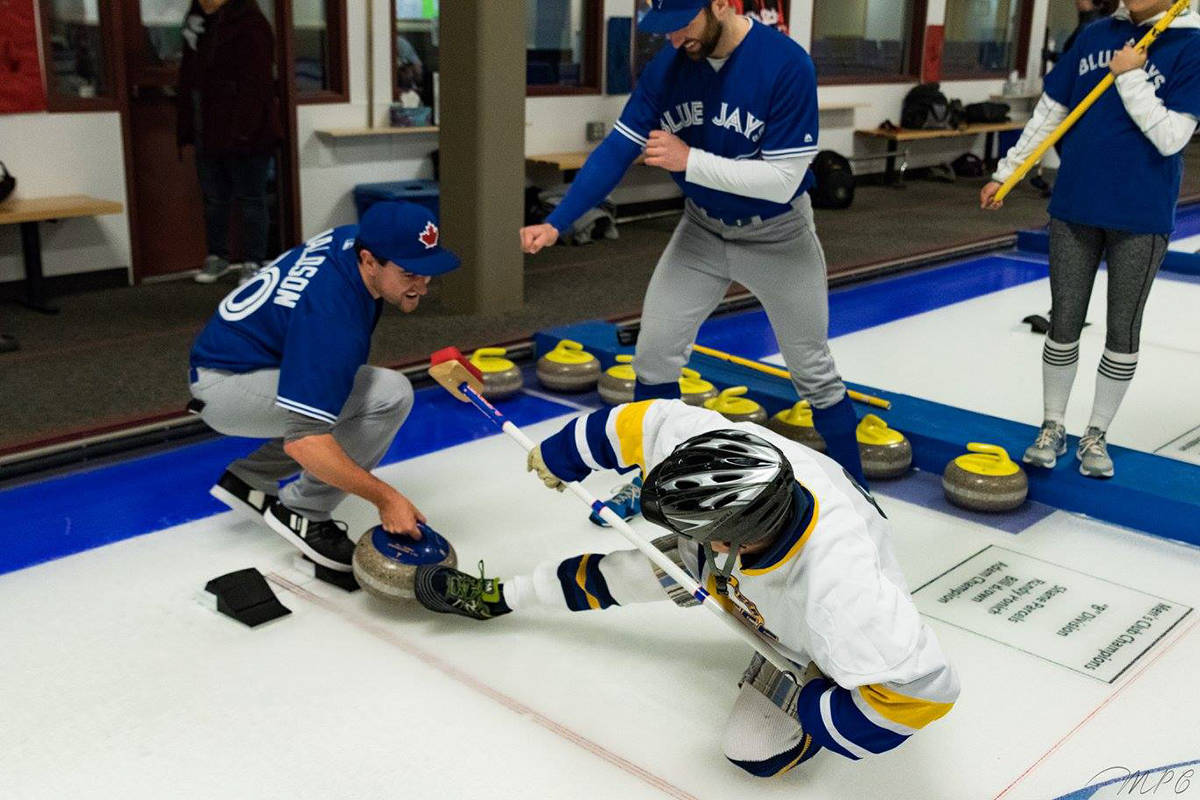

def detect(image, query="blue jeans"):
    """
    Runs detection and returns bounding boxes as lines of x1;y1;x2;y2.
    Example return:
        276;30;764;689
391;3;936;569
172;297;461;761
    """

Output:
196;153;272;263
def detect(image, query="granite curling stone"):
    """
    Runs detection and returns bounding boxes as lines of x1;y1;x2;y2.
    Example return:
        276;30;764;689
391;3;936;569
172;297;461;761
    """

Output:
536;339;601;392
352;523;458;603
942;443;1028;512
703;386;768;425
766;400;827;452
470;347;523;400
856;413;912;480
598;354;636;405
679;368;718;407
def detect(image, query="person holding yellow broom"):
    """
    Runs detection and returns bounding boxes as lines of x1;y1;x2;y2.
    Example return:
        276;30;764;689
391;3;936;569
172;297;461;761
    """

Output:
981;0;1200;478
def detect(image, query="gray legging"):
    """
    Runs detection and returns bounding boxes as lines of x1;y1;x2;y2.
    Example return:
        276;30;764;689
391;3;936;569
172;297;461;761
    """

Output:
1046;218;1169;353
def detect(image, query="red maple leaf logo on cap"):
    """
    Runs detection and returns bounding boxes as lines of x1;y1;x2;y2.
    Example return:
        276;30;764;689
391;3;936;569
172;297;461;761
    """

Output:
418;221;439;249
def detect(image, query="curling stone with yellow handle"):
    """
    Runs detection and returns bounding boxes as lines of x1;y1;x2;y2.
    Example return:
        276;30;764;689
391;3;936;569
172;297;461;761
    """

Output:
942;443;1028;512
597;355;636;405
856;414;912;479
703;386;768;425
536;339;601;392
766;401;827;452
679;368;718;406
469;347;523;400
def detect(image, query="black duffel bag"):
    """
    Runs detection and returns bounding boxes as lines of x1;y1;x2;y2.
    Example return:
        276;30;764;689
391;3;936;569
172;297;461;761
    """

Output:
901;83;952;130
810;150;855;210
965;102;1011;124
0;161;15;204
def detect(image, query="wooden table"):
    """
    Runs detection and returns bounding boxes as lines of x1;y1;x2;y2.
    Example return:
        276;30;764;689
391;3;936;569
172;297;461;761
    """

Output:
855;121;1025;183
0;195;124;313
526;151;646;181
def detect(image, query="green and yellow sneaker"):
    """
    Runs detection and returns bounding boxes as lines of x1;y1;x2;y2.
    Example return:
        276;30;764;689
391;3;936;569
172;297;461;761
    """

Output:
413;561;511;621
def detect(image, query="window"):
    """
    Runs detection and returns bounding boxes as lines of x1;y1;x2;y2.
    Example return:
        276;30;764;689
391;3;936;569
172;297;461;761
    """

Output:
526;0;602;95
393;0;438;118
811;0;924;84
38;0;119;111
942;0;1034;78
294;0;348;102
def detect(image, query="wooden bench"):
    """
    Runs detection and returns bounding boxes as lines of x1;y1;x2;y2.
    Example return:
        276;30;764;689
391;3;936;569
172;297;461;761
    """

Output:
0;195;124;313
526;151;647;182
855;121;1025;183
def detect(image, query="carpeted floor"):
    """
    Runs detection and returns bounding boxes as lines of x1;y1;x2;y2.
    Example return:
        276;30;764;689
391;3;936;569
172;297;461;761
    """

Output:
1;164;1196;453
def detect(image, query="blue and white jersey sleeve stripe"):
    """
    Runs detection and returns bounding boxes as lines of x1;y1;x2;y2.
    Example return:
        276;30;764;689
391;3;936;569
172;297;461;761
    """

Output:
758;52;819;162
796;662;959;760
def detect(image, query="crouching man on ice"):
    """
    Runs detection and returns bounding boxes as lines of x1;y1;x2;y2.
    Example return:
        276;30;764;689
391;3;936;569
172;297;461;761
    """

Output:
414;399;959;776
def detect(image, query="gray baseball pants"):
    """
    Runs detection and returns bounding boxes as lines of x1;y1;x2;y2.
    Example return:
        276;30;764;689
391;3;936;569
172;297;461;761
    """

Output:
190;365;414;520
634;194;846;409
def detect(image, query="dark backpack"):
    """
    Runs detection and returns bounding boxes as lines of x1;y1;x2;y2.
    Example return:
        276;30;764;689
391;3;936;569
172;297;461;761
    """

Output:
0;162;14;204
965;101;1011;124
952;152;985;178
901;83;951;130
810;151;855;210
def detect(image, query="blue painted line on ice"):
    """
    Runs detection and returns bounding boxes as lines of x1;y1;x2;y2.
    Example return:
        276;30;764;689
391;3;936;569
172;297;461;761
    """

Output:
0;382;581;576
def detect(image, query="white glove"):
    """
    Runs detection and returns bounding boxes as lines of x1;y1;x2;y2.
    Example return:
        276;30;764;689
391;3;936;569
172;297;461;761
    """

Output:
527;445;565;492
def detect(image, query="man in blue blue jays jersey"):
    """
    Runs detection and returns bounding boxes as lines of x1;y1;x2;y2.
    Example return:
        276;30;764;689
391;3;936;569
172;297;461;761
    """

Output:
520;0;867;491
983;0;1200;478
189;201;460;571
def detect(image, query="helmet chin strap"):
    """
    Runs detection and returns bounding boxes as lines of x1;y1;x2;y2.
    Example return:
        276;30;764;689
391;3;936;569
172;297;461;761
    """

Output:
702;542;738;595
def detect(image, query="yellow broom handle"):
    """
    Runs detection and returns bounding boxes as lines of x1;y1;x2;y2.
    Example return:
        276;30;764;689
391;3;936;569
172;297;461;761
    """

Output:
690;344;893;410
993;0;1191;204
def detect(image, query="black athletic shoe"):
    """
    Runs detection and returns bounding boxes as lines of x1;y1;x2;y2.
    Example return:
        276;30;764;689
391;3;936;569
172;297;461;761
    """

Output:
209;470;278;522
413;562;511;621
263;501;355;572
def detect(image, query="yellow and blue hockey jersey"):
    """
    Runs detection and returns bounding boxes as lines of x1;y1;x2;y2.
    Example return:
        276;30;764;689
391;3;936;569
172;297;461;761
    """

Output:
539;399;959;760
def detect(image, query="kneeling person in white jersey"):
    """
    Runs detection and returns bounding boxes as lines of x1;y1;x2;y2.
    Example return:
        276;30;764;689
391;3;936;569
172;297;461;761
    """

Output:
414;400;959;776
189;201;460;570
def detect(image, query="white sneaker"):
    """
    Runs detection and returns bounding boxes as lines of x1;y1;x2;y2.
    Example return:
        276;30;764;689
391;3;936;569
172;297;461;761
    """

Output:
236;262;263;285
1077;427;1114;478
1022;420;1067;468
194;254;234;284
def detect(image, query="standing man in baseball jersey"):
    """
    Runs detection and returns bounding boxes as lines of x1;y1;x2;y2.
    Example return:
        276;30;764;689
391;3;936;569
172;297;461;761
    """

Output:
189;201;460;571
520;0;866;490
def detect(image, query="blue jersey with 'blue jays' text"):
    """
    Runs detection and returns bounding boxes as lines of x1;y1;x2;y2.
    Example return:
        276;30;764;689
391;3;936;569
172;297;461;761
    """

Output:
1043;16;1200;234
190;225;383;424
617;18;818;221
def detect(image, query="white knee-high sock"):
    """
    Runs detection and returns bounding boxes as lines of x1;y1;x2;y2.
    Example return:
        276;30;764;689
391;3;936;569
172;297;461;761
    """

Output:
1042;338;1080;423
504;550;664;612
1088;349;1138;432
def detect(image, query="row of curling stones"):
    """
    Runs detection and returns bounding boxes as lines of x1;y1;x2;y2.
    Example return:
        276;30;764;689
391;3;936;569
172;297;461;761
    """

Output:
470;347;523;400
352;522;458;602
943;443;1028;512
767;401;913;480
537;339;601;392
598;355;720;406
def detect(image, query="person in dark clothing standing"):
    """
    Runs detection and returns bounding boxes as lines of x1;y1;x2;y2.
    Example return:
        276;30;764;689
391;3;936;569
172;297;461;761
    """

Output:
1047;0;1120;64
177;0;283;284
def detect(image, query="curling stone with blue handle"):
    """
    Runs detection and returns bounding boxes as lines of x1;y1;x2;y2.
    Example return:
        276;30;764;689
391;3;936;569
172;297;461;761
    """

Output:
352;523;458;602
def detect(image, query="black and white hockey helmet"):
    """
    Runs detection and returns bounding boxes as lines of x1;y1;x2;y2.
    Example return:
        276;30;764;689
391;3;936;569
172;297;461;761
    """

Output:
641;429;795;591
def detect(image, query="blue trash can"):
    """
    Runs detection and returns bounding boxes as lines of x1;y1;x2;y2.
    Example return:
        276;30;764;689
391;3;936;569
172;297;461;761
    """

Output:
353;179;440;220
